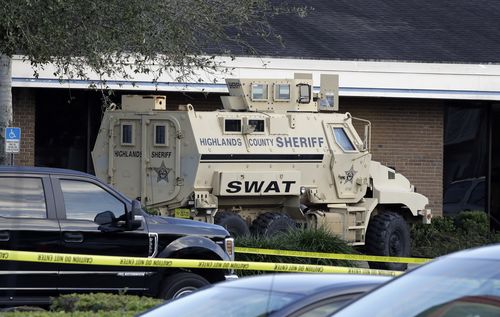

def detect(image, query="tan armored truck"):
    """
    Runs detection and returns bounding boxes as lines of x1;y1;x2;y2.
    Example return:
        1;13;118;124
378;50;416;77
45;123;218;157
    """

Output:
92;73;431;270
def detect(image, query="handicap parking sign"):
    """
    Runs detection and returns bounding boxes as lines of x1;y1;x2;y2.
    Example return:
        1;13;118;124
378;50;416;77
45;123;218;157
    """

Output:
5;127;21;153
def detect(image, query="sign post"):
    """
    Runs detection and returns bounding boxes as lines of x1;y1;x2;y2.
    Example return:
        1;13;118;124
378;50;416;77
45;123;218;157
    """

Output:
5;127;21;166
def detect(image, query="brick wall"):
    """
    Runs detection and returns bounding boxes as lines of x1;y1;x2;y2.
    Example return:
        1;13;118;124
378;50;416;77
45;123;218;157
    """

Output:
12;88;35;166
340;97;444;215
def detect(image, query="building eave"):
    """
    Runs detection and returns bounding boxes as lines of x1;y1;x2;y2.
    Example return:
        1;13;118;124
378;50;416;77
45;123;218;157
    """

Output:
11;55;500;101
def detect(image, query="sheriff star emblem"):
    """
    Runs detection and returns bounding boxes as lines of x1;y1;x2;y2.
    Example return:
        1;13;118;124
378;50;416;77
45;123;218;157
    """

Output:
344;165;357;184
153;161;172;183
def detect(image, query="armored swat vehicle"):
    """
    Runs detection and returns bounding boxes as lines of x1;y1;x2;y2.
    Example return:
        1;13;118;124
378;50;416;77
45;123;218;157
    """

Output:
92;73;431;270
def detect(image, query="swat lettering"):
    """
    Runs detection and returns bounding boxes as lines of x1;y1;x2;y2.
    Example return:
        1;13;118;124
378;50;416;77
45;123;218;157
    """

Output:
151;151;171;158
199;138;242;146
226;180;296;194
276;136;324;148
115;150;141;158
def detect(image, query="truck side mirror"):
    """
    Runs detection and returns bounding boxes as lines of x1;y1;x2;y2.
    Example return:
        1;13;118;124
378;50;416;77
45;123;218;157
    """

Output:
131;199;142;216
127;199;143;230
94;211;116;225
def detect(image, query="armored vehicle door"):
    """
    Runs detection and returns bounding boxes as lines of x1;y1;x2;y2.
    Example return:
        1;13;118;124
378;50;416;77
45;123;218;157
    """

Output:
145;118;180;206
109;115;180;206
323;122;371;201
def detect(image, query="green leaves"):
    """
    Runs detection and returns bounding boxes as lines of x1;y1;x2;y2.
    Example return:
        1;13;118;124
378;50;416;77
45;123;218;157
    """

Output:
0;0;308;83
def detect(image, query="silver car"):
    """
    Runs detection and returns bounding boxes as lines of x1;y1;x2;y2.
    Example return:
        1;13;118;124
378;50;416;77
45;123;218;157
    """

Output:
139;274;391;317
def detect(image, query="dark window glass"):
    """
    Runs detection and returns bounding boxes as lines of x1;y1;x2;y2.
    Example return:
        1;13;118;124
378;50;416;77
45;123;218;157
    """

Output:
122;124;133;144
61;180;125;221
0;177;46;218
225;119;242;132
444;180;472;204
468;180;485;207
249;119;265;132
155;125;166;145
333;128;356;151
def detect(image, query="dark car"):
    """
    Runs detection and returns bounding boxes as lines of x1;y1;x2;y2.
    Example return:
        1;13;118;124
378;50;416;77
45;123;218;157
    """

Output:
332;243;500;317
138;273;391;317
0;166;235;306
443;177;485;216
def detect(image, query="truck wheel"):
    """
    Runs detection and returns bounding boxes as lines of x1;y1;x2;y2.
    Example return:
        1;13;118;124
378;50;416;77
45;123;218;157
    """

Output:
215;212;250;237
365;211;410;271
160;272;210;300
251;212;296;236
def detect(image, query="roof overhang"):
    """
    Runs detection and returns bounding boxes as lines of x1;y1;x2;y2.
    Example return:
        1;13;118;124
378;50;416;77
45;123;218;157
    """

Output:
11;55;500;101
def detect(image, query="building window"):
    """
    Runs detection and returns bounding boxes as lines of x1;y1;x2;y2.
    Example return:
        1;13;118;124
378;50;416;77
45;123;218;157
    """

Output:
121;123;134;146
333;127;357;152
0;177;47;218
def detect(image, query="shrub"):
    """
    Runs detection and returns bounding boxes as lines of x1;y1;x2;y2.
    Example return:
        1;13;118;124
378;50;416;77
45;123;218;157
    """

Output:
235;227;359;275
50;293;162;314
411;211;499;258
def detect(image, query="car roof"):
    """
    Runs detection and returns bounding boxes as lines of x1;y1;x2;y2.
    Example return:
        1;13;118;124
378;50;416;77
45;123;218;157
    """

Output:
0;165;94;178
446;243;500;261
214;273;391;295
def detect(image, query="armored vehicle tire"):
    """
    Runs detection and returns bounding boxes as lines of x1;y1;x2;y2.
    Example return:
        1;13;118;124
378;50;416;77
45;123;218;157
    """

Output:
365;211;410;271
251;212;296;236
160;272;210;300
215;212;250;237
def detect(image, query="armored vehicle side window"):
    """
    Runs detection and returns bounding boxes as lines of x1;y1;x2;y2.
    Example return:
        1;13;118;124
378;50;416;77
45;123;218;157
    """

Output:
0;177;46;218
333;127;357;152
121;123;134;146
251;84;268;101
154;124;167;146
297;83;311;103
61;180;126;222
225;119;242;132
249;119;265;132
274;84;290;101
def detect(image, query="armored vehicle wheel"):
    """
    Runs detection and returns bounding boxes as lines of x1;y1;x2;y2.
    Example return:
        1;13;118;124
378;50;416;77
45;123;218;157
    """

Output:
365;211;410;271
251;212;296;236
215;212;250;237
160;272;210;300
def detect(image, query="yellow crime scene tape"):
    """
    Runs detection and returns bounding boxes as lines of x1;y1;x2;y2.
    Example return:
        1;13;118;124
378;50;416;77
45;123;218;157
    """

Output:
0;249;402;277
235;247;432;264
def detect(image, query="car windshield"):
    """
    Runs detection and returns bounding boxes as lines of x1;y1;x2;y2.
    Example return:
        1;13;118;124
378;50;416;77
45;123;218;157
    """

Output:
333;258;500;317
143;286;302;317
443;181;472;204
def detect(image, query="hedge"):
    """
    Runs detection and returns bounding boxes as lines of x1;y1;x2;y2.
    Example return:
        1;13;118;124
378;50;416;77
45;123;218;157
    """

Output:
1;293;163;317
411;211;500;258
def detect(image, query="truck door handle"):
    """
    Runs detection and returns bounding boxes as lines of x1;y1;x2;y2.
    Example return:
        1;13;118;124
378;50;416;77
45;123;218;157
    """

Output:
0;231;9;241
63;232;84;243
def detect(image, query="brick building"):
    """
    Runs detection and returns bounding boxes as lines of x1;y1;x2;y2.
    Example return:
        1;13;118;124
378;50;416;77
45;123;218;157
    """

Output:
9;0;500;228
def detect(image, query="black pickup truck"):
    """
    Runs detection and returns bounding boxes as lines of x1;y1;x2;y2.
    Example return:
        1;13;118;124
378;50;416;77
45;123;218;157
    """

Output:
0;166;235;306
